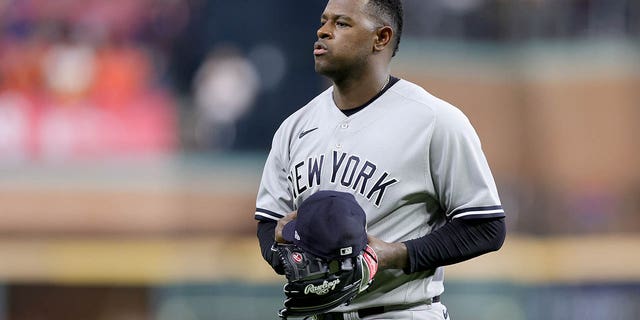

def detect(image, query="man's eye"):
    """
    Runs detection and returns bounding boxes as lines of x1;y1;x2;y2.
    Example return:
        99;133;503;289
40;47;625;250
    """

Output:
336;22;349;27
320;21;326;27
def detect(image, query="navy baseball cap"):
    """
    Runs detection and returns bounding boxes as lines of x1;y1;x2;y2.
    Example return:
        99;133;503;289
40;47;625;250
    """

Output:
282;190;367;260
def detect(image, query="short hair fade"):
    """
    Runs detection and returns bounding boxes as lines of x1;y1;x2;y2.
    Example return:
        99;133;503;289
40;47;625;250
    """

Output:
366;0;403;57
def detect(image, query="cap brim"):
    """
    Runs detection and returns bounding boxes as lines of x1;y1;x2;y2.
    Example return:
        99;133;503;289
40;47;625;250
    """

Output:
281;220;297;243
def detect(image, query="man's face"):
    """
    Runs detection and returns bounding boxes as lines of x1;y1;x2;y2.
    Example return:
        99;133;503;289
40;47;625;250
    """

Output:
314;0;380;78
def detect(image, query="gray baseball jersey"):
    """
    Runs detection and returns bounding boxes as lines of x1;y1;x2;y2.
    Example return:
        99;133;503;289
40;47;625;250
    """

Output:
255;78;504;310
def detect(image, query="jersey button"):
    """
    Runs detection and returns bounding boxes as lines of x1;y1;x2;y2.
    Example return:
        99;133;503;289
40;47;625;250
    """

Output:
336;143;342;149
340;123;349;129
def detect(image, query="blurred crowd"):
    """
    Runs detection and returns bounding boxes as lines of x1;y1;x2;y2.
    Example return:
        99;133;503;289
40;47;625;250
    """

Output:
0;0;195;161
0;0;324;155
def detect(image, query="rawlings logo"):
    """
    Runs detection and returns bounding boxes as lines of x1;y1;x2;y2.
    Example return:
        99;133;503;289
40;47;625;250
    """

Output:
291;252;303;264
304;279;341;295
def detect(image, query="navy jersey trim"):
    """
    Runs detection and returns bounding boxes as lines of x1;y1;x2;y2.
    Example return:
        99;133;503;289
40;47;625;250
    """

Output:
449;205;505;220
255;208;285;221
341;76;400;116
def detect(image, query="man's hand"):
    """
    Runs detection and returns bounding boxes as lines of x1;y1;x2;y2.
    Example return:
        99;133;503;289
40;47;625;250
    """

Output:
367;234;408;270
275;211;297;243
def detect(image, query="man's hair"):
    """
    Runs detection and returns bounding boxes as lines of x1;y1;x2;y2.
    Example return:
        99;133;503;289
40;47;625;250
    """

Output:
366;0;403;57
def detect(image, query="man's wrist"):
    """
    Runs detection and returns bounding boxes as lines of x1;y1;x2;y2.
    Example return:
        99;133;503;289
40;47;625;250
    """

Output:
390;242;409;269
379;242;408;270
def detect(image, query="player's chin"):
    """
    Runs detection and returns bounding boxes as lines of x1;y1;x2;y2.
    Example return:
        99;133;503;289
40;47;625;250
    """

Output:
314;60;335;75
314;63;327;74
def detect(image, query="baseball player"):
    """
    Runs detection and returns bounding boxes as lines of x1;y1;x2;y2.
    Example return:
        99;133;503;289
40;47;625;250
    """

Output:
255;0;506;319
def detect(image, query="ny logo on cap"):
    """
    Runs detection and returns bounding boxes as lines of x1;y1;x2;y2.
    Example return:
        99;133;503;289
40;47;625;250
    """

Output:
340;247;353;256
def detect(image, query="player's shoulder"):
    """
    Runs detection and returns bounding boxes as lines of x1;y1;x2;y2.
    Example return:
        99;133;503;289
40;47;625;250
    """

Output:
390;78;469;122
389;79;466;119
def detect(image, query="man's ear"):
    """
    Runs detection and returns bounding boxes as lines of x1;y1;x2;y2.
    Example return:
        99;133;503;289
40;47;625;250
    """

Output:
373;26;393;52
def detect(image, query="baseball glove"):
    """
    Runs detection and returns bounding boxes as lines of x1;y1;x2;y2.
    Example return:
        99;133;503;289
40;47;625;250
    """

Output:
274;243;378;319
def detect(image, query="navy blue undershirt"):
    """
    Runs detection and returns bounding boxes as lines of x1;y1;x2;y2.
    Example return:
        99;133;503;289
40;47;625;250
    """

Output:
340;76;400;116
402;217;505;274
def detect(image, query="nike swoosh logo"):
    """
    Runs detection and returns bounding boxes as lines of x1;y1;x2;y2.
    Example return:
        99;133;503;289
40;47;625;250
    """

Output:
298;127;318;139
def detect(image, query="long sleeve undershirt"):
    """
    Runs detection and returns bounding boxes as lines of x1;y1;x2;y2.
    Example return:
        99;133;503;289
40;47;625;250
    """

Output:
256;217;505;274
257;220;285;275
403;217;505;273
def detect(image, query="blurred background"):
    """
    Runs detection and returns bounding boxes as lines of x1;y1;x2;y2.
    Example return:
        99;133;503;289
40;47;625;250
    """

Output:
1;0;639;319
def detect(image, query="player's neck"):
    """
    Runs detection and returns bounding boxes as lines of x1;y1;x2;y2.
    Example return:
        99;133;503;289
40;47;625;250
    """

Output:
332;72;390;111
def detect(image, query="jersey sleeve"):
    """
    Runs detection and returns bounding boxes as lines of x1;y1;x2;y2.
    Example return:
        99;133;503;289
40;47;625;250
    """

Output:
429;104;505;220
254;126;295;222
